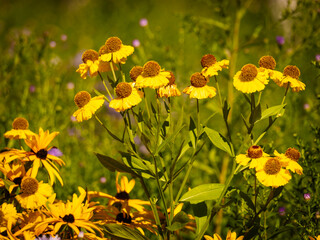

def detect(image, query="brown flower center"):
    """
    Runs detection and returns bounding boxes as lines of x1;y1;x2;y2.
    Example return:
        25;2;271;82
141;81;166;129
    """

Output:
259;56;276;70
285;147;300;161
116;212;132;224
201;54;217;68
283;65;300;79
190;72;207;87
167;71;176;85
142;61;161;77
239;64;258;82
105;37;122;53
62;214;75;223
12;117;29;130
247;145;263;158
115;191;130;200
115;82;132;98
21;177;39;195
74;91;91;108
82;50;99;63
129;66;143;81
98;45;107;55
264;158;281;175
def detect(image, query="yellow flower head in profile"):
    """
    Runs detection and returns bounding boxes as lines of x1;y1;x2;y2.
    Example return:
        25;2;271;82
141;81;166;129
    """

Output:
256;157;292;188
109;82;143;112
129;66;143;82
73;91;105;122
76;49;100;79
183;72;216;99
135;61;171;89
4;117;35;140
274;147;303;175
100;36;134;64
233;64;269;93
201;54;229;77
309;236;320;240
236;145;269;169
0;161;26;193
204;230;244;240
272;65;306;92
157;71;181;98
15;176;55;209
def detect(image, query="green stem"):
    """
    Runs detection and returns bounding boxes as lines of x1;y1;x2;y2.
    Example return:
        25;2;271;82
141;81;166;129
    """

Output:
109;61;117;83
98;71;113;102
281;83;290;105
118;63;126;82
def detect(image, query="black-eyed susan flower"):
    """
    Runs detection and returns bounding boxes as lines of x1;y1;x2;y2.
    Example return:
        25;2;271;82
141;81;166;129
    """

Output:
236;145;269;169
272;65;306;92
204;230;244;240
201;54;229;77
157;71;181;98
0;161;26;193
183;72;216;99
73;91;105;122
4;117;35;140
15;176;55;209
274;148;303;175
76;49;100;79
135;61;171;89
100;37;134;64
255;157;292;188
233;64;269;93
109;82;143;112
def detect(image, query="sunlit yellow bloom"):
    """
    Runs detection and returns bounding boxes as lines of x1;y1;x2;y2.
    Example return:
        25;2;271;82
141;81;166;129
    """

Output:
0;161;26;193
256;157;292;188
201;54;229;77
73;91;105;122
183;72;216;99
258;55;277;75
233;64;269;93
109;82;143;112
309;236;320;240
4;117;35;140
274;148;303;175
35;187;102;236
157;71;181;98
135;61;171;89
76;49;100;79
272;65;306;92
204;230;244;240
0;203;19;235
236;145;269;169
100;37;134;64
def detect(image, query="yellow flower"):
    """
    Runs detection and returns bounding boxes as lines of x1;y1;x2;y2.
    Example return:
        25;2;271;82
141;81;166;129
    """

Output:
135;61;171;89
233;64;269;93
129;66;143;83
272;65;306;92
35;187;102;236
183;72;216;99
0;203;19;234
201;54;229;77
157;71;181;98
204;230;244;240
15;176;55;209
0;161;26;193
76;49;100;79
255;157;292;188
4;117;35;140
236;145;269;169
100;37;134;64
309;236;320;240
73;91;105;122
274;148;303;175
109;82;143;112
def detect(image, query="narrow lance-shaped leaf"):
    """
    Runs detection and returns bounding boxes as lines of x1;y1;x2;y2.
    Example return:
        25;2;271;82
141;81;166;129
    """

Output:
204;127;234;157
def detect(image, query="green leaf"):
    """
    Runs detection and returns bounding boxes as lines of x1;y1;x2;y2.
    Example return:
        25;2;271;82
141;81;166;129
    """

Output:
166;211;190;231
204;127;234;157
222;100;231;122
156;124;185;155
180;183;225;204
189;116;197;148
238;190;255;211
104;223;148;240
3;179;15;191
256;104;286;123
249;103;261;124
192;202;207;234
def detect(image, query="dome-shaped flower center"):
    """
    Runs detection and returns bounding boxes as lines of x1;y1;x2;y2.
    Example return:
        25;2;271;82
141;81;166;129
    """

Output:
82;50;99;63
201;54;217;68
115;83;132;98
142;61;161;77
98;45;107;55
239;64;258;82
115;191;130;200
12;117;29;130
62;214;75;223
285;147;300;161
247;145;263;158
116;213;132;224
105;37;122;53
167;71;176;85
36;149;48;160
21;177;39;195
264;158;281;175
74;91;91;108
190;72;207;87
259;56;276;70
129;66;143;81
283;65;300;79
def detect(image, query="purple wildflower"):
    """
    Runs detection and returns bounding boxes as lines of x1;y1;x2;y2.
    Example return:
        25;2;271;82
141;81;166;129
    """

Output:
276;36;285;45
29;85;36;93
49;41;56;48
48;147;63;157
100;177;107;183
315;54;320;62
304;193;311;201
278;207;285;216
139;18;148;27
132;39;140;47
67;82;75;90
